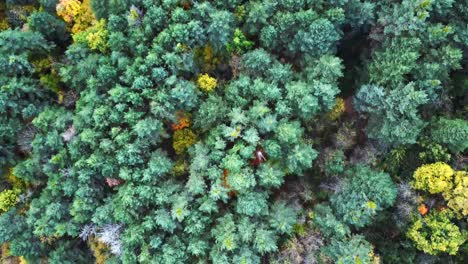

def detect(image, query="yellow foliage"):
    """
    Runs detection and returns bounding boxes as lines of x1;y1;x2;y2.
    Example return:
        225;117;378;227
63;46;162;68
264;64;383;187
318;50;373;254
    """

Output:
443;171;468;218
0;190;18;213
0;19;9;31
366;200;377;210
327;97;345;121
1;243;11;258
89;237;110;264
197;74;217;92
40;74;61;93
194;44;222;72
407;210;465;255
6;168;26;191
58;90;65;104
172;158;188;177
73;19;108;53
173;129;197;154
57;0;96;34
85;19;108;52
72;0;95;34
56;0;81;24
129;8;139;22
31;57;52;73
412;162;454;194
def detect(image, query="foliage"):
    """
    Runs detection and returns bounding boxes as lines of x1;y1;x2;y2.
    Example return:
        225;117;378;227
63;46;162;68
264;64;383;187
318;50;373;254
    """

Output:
320;235;376;264
407;210;466;255
417;137;451;164
443;171;468;218
312;204;349;239
227;28;254;54
197;73;217;92
56;0;96;34
430;118;468;153
0;190;18;213
173;128;197;155
27;11;69;44
412;162;454;194
323;149;345;176
330;165;397;228
354;83;428;146
0;29;53;167
327;97;345;121
73;18;107;52
0;0;466;262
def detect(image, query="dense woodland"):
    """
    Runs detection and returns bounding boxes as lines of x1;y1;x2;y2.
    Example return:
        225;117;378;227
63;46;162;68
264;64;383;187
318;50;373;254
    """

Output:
0;0;467;263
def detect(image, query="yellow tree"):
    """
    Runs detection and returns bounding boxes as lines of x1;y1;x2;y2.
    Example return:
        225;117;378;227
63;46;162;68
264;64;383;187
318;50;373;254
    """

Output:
412;162;454;194
56;0;96;34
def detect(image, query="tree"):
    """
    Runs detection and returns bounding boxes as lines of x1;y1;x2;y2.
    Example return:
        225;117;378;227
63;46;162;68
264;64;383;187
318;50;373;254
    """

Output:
197;73;217;92
2;1;467;262
330;165;397;228
430;118;468;153
321;235;377;264
354;83;428;146
72;19;108;52
312;204;350;239
0;29;53;167
28;11;69;44
412;162;454;194
0;190;18;213
56;0;96;35
443;171;468;218
407;210;466;255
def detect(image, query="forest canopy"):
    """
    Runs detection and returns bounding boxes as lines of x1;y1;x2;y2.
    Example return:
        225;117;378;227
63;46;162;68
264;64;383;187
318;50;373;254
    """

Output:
0;0;467;263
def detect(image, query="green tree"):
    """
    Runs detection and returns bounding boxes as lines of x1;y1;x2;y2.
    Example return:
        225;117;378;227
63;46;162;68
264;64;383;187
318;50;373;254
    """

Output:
430;118;468;153
354;83;428;146
321;235;377;264
0;29;53;167
312;204;350;239
330;165;397;228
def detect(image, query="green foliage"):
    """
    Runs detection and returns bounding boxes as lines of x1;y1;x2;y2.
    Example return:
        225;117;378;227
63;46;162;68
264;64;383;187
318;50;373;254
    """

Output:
28;11;69;44
226;28;254;54
0;209;27;244
0;0;466;262
0;29;53;167
330;165;397;228
323;149;345;176
407;210;466;255
39;0;59;13
430;118;468;153
249;2;342;61
417;137;451;164
321;235;376;264
312;204;350;239
355;83;428;146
